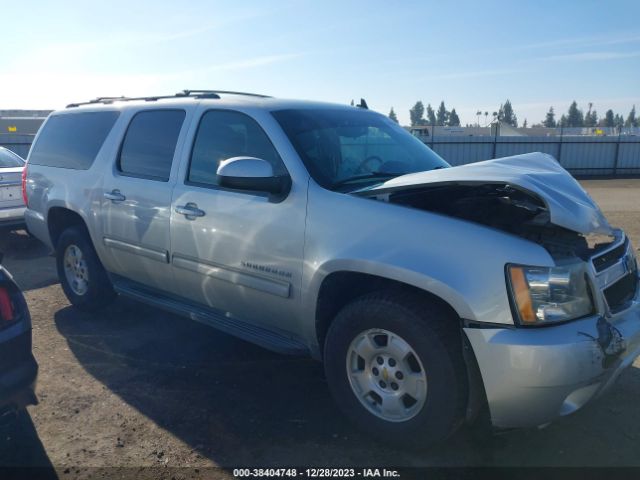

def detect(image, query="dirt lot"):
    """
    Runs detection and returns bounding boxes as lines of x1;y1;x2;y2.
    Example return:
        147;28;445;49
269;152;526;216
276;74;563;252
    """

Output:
1;179;639;475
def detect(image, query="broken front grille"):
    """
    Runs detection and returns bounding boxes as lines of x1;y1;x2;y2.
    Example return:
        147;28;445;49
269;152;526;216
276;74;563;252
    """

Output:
591;235;638;312
592;239;628;273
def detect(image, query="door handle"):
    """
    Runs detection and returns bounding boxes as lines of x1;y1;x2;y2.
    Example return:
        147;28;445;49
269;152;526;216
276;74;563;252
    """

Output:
175;203;205;218
104;190;126;202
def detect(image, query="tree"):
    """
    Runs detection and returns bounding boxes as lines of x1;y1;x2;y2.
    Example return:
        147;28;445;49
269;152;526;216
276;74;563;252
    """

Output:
559;114;568;128
522;118;528;128
448;108;461;126
388;107;398;123
436;101;448;126
604;109;615;127
409;101;425;126
566;101;584;127
350;99;354;106
543;107;556;127
584;103;595;127
614;113;624;129
426;104;436;125
497;99;518;127
625;105;637;127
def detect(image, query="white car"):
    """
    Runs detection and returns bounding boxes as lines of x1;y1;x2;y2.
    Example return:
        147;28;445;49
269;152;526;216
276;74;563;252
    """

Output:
0;146;26;230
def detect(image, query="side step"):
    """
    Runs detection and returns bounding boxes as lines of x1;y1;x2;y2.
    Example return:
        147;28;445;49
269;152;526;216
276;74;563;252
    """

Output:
113;280;309;356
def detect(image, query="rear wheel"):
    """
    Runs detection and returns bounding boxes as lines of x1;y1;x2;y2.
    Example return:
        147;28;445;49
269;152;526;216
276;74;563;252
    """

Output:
56;226;115;311
324;292;467;447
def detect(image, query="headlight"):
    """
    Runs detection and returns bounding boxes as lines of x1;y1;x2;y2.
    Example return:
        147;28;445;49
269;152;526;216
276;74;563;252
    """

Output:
507;263;594;325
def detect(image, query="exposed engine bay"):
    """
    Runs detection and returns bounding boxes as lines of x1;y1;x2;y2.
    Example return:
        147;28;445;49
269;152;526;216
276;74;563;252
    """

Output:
371;182;616;261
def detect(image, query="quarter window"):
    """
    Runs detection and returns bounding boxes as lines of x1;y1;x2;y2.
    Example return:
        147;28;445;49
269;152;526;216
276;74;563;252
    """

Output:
29;111;119;170
188;110;285;187
118;110;185;181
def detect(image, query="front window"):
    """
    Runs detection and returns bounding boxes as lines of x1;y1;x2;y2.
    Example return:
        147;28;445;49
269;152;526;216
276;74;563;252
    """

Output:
272;108;449;190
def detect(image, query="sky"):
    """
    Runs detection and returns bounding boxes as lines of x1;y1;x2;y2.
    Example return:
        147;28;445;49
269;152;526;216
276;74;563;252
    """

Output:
1;0;639;126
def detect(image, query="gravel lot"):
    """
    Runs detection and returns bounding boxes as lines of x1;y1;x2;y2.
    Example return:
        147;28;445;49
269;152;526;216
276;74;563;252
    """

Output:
1;179;639;476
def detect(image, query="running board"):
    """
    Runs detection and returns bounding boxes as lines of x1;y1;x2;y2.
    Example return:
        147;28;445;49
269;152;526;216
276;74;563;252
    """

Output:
113;281;308;356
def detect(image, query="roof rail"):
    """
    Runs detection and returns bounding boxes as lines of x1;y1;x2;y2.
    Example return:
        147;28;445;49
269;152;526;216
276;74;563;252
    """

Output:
181;89;272;99
66;89;272;108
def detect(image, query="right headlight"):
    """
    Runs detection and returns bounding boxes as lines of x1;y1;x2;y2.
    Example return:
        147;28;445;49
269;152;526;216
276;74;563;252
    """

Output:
507;262;594;325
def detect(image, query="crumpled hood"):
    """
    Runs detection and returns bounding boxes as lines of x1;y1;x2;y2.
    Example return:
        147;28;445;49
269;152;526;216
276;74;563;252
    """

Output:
362;152;612;235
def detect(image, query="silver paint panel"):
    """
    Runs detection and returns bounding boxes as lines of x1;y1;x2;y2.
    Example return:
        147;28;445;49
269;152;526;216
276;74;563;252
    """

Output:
103;237;169;263
172;254;291;298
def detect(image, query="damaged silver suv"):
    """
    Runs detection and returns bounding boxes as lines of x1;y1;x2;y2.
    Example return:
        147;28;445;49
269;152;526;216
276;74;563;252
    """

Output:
24;91;640;446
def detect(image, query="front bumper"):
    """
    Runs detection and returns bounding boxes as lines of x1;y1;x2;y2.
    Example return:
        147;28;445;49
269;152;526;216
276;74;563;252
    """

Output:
464;294;640;429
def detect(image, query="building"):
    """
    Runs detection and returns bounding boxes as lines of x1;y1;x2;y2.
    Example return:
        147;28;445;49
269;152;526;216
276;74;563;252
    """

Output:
0;110;50;135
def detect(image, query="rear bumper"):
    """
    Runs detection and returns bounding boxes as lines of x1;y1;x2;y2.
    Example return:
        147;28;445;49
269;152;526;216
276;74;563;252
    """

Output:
24;208;52;248
0;205;26;228
465;293;640;429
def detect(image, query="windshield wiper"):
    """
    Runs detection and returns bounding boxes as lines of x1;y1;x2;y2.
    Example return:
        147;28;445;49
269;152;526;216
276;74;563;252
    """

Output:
331;172;404;190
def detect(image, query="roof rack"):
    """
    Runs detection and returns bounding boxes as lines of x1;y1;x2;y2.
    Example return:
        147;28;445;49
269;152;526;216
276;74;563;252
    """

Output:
66;89;272;108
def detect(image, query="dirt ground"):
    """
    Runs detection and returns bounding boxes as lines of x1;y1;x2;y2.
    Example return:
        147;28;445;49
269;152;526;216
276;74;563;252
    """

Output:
1;179;639;476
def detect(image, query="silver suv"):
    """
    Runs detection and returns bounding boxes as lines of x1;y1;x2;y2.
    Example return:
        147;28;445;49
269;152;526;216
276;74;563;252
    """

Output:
24;91;640;446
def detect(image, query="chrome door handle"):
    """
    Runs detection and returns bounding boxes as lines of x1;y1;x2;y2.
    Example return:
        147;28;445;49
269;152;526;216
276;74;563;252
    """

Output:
104;190;126;202
175;203;205;218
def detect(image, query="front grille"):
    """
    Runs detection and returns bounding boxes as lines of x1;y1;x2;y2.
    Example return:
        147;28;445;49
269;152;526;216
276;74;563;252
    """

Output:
592;239;628;272
604;273;638;312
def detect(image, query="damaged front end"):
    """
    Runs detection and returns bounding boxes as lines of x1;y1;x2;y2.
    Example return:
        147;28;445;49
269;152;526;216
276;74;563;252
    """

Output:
355;153;640;427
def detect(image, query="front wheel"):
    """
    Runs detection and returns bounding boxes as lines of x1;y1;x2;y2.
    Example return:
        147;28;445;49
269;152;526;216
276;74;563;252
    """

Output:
56;226;116;311
324;292;467;448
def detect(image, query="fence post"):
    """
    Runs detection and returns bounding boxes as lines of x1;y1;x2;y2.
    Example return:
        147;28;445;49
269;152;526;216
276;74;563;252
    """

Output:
492;125;498;159
557;125;564;165
430;122;435;150
612;130;622;175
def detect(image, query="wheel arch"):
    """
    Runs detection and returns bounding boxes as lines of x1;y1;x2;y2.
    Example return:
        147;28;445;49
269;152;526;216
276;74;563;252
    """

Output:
313;266;470;357
47;206;90;248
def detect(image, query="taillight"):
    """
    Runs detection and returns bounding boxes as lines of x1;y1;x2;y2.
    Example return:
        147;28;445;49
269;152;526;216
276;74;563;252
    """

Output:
0;287;14;323
21;165;29;206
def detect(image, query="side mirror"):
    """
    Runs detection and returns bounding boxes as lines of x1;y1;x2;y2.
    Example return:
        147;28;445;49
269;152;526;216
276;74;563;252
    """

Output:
216;157;289;195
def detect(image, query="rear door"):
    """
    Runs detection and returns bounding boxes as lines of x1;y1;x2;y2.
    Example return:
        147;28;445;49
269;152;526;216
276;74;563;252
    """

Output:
100;109;188;291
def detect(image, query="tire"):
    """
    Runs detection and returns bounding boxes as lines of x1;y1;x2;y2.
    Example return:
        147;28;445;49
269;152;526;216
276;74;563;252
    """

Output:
324;291;467;448
56;226;116;311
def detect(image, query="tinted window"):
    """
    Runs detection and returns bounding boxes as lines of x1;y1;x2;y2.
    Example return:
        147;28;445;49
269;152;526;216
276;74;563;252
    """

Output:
0;147;24;167
118;110;185;181
272;108;449;190
29;112;119;169
188;110;285;187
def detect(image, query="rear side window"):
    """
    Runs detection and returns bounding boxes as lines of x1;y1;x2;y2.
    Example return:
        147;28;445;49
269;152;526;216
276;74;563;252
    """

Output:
118;110;185;181
29;112;119;169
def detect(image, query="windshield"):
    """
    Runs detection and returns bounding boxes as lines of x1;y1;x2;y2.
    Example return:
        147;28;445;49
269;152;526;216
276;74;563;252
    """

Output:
0;147;25;168
272;108;449;190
